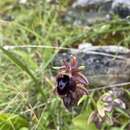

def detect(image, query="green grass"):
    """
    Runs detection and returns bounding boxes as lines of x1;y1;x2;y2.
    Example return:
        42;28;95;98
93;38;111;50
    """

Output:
0;0;130;130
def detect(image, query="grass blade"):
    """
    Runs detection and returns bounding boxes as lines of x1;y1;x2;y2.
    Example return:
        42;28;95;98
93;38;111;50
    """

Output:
0;47;37;83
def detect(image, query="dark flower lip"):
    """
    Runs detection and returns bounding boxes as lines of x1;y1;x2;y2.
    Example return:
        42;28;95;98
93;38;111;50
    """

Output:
57;75;69;90
57;74;76;95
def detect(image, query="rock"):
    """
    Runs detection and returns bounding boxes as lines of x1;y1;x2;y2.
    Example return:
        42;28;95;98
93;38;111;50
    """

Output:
63;0;130;25
53;44;130;86
112;0;130;18
72;0;112;9
64;9;110;26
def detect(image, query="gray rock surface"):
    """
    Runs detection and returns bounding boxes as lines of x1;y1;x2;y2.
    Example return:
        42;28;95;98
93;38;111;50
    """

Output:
63;0;130;25
53;44;130;86
72;0;112;8
112;0;130;18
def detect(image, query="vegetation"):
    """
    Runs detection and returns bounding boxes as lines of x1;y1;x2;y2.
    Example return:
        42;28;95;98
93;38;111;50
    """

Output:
0;0;130;130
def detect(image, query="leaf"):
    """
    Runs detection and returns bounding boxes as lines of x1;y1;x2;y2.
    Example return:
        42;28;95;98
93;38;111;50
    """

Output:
78;95;88;106
0;47;37;82
110;127;123;130
0;113;28;130
72;107;98;130
98;24;111;33
19;127;29;130
97;99;106;117
13;50;38;71
115;108;129;118
0;47;46;97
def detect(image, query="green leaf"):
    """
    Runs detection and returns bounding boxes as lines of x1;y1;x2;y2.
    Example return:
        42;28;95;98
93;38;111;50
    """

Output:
110;127;122;130
13;50;38;71
115;108;129;118
0;47;47;97
78;95;88;106
0;113;28;130
19;127;29;130
0;47;37;82
72;107;98;130
97;98;106;117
